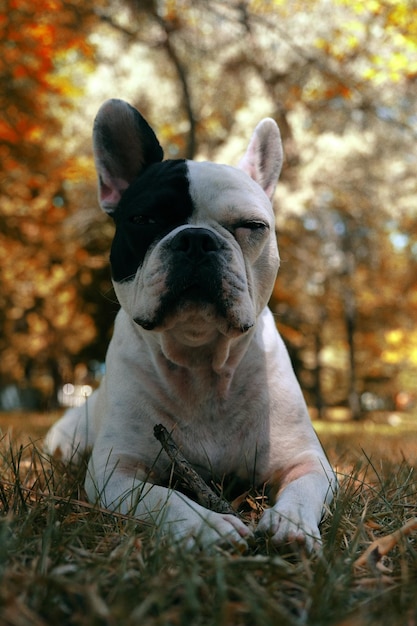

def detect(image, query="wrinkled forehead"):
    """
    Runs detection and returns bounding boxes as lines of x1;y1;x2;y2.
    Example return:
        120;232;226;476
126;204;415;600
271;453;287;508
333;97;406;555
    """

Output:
187;160;274;224
116;158;273;225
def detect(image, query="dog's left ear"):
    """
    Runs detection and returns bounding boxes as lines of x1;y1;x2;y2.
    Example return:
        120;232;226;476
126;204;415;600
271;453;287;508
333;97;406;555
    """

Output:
93;99;164;214
238;118;283;201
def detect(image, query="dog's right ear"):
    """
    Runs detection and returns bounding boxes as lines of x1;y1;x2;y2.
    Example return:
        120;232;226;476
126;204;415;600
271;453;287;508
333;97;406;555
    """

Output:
93;99;164;214
238;118;283;201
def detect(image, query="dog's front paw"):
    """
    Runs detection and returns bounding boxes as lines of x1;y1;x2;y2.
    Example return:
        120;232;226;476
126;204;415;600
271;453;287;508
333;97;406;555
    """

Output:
257;507;321;553
168;509;251;550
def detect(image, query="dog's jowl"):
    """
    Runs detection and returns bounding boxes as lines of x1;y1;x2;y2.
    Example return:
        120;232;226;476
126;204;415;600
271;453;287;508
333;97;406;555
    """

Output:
46;99;335;550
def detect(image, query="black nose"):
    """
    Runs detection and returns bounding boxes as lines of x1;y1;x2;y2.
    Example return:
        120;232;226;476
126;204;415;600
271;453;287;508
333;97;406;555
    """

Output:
170;227;221;259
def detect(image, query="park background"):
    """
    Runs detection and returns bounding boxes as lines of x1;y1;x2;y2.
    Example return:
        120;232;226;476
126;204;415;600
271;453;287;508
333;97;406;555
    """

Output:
2;3;417;624
1;0;417;424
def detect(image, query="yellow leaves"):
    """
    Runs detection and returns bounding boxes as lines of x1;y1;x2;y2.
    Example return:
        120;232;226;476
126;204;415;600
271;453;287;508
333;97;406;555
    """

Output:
388;51;417;81
27;312;49;336
316;18;364;60
38;267;67;298
247;0;285;13
388;3;417;35
385;329;403;345
47;74;83;98
363;49;417;84
339;0;381;15
64;313;97;354
383;328;417;366
64;155;95;183
317;1;417;87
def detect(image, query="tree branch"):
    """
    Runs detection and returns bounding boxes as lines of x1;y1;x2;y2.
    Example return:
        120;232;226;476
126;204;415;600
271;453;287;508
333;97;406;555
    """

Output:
151;14;197;159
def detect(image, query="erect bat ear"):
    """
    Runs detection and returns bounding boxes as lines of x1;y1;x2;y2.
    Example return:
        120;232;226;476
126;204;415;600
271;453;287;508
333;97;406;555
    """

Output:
92;99;164;214
238;118;283;201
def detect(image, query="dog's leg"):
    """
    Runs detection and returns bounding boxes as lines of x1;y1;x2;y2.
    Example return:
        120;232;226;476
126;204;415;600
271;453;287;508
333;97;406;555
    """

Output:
85;459;251;549
257;455;335;552
44;391;97;461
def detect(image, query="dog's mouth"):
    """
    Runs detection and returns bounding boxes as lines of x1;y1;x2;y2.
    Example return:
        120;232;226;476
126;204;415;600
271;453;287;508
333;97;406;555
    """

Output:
177;282;206;299
135;279;224;331
133;257;256;337
177;281;223;306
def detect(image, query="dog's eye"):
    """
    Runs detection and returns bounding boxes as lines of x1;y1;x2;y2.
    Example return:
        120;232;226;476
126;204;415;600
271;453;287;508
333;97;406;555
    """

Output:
240;221;267;232
129;215;157;226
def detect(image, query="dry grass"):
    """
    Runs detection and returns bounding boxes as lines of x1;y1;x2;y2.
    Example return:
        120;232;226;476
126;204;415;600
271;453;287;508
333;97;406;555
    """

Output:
0;412;417;625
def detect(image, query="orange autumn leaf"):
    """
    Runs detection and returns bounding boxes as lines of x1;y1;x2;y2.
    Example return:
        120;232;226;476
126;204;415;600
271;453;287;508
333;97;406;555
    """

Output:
354;518;417;571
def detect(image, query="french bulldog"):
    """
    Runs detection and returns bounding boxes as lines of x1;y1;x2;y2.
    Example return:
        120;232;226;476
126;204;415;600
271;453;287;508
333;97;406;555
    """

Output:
45;99;335;551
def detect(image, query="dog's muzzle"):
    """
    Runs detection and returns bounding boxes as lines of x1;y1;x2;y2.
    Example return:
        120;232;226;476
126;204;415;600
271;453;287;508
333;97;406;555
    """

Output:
134;226;238;331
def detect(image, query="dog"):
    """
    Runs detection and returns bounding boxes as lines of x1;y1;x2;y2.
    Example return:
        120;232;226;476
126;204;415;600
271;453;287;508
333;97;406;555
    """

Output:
45;99;335;551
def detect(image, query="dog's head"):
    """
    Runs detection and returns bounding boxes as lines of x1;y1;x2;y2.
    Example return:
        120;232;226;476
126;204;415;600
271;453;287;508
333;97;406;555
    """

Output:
93;99;283;370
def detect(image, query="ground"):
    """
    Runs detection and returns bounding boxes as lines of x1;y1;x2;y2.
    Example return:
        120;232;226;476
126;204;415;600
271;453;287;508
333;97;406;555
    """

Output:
0;409;416;625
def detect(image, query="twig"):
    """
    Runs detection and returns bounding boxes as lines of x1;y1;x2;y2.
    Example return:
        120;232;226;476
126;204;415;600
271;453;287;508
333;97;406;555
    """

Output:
153;424;237;516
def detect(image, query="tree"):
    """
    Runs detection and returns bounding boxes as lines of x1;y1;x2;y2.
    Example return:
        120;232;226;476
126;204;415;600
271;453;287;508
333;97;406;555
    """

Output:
2;0;417;413
88;0;417;415
0;0;107;401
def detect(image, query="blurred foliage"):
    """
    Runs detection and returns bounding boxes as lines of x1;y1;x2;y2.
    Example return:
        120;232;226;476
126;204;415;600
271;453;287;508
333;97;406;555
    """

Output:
0;0;416;414
0;0;114;401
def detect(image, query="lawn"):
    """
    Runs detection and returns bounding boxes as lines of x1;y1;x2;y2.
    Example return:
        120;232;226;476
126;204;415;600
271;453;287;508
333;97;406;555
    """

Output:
0;410;417;625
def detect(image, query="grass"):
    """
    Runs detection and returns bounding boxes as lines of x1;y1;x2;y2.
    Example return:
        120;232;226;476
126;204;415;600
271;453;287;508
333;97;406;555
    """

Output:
1;411;417;625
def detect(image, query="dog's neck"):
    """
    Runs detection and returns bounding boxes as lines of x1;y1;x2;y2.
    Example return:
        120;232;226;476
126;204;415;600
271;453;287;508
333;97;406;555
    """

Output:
135;320;256;399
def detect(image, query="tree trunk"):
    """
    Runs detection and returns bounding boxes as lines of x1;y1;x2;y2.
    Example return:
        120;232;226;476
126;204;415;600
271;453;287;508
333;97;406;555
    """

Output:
344;290;362;420
314;324;325;419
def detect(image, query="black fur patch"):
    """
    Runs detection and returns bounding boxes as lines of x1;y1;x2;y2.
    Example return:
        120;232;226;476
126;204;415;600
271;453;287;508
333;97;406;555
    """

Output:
110;160;194;282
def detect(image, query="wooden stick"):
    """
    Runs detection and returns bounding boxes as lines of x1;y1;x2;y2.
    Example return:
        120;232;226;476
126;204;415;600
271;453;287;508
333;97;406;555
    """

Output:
153;424;237;516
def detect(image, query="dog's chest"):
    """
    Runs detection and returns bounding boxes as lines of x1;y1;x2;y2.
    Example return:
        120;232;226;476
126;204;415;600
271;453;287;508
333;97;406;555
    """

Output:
161;390;269;482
